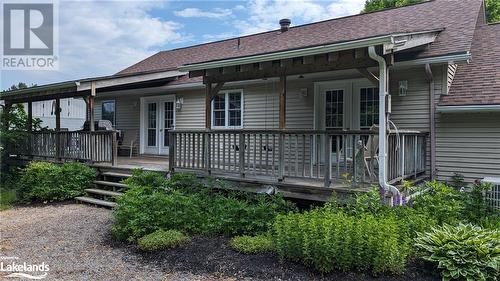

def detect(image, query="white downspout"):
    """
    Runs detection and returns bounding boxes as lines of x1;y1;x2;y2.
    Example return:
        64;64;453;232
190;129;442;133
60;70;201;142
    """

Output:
368;46;401;206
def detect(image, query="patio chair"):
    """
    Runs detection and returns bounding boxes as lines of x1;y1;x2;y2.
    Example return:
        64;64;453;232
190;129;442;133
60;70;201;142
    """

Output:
118;130;138;158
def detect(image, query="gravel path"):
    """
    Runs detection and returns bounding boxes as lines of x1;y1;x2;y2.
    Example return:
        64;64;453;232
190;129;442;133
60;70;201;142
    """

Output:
0;203;226;281
0;203;440;281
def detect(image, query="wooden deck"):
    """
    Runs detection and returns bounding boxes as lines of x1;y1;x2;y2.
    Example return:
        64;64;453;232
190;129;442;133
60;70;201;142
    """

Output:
93;155;169;172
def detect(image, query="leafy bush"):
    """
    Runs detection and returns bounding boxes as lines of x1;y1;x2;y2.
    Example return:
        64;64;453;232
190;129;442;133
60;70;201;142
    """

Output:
412;181;464;225
415;223;500;281
230;234;274;254
17;162;96;202
112;173;296;241
122;169;169;191
137;229;190;251
273;208;409;274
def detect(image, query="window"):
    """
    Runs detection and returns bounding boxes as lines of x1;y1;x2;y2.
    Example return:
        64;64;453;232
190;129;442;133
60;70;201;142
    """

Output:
101;100;115;125
359;87;379;128
212;91;243;128
325;89;344;128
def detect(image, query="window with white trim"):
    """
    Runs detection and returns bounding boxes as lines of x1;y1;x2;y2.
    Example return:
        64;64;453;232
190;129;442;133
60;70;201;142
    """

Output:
212;91;243;128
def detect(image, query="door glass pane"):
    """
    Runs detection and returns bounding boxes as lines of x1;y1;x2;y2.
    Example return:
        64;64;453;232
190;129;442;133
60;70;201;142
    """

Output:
147;103;156;146
164;101;174;147
360;87;379;128
325;90;344;128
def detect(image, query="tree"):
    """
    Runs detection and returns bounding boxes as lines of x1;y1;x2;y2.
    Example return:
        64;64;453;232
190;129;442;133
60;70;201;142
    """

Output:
363;0;424;13
0;83;43;174
363;0;499;23
485;0;500;23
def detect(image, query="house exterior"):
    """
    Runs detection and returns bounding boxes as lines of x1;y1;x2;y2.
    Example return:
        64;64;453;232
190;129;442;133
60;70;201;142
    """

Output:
1;0;498;201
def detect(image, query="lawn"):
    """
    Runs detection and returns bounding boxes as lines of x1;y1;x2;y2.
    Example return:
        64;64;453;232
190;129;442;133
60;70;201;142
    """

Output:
0;189;16;210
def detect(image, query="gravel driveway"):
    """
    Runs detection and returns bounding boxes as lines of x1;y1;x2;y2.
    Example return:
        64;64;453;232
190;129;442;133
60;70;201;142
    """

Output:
0;203;225;281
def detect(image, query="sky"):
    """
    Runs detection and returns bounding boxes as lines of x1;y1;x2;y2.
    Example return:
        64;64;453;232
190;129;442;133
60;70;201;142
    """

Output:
0;0;365;90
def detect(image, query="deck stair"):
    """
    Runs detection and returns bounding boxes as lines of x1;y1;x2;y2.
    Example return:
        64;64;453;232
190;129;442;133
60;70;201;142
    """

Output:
75;169;132;208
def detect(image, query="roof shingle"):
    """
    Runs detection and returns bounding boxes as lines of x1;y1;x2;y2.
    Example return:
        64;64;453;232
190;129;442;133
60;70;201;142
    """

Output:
118;0;483;75
440;23;500;106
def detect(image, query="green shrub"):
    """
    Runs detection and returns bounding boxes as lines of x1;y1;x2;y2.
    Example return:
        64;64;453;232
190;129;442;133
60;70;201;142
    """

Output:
415;223;500;281
412;181;465;225
112;174;296;241
17;161;96;202
230;234;274;254
122;169;169;190
137;229;190;251
273;208;409;274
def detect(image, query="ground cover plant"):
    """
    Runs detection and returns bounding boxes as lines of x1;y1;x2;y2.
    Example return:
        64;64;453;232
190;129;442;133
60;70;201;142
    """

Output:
112;170;296;242
138;229;190;252
17;161;96;203
415;223;500;281
230;234;274;254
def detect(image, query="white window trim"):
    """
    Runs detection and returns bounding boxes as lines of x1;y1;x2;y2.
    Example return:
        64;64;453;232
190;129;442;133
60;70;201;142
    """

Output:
211;89;244;129
101;100;116;125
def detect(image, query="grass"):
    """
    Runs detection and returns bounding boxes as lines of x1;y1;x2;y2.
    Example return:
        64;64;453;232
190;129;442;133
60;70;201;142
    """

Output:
0;190;17;210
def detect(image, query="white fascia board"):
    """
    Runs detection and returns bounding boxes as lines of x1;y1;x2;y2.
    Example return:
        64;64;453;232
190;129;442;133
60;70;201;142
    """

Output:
77;70;188;91
436;104;500;113
394;52;471;67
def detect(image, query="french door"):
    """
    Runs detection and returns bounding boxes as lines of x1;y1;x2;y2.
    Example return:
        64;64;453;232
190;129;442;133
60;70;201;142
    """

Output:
314;79;379;160
141;96;175;155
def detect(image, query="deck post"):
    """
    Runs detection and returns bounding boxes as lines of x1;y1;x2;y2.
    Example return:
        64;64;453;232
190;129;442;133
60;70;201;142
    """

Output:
204;132;211;174
112;131;118;166
239;132;245;178
279;75;286;129
169;132;175;173
205;81;212;129
55;98;61;161
324;133;331;187
27;101;33;158
278;132;285;181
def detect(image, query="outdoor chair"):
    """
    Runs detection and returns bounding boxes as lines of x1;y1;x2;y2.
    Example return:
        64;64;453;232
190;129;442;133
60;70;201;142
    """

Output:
118;130;138;158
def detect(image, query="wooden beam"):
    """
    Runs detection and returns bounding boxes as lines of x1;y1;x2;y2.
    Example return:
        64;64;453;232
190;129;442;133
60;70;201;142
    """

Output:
356;68;379;87
55;98;61;160
205;81;212;129
203;58;376;83
89;82;96;131
279;75;286;129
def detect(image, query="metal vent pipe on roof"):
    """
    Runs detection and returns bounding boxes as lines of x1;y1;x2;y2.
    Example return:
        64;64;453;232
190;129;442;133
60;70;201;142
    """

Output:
279;19;291;32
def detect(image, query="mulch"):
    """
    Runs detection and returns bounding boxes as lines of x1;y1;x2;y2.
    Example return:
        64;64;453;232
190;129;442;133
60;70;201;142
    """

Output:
111;235;441;281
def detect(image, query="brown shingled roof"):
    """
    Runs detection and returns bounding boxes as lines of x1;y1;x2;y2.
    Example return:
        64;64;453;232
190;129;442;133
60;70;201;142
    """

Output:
440;23;500;106
118;0;483;75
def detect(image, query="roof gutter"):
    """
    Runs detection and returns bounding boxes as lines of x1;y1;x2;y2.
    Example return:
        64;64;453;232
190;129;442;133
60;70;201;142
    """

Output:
436;104;500;113
395;52;471;66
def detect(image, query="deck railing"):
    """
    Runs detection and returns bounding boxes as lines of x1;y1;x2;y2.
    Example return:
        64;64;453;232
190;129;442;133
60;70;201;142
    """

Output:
169;129;427;187
10;130;117;164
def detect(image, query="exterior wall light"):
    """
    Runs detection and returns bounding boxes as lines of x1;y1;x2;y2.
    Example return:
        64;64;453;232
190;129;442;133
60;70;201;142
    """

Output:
176;97;184;111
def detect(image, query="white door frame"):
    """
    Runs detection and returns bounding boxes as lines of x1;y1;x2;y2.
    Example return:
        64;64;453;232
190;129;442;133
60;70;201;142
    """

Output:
139;95;176;155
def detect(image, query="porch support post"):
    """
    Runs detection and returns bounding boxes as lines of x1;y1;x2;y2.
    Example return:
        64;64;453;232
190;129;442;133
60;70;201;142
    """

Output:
27;101;33;158
205;81;212;129
89;82;96;163
55;98;61;161
279;75;286;129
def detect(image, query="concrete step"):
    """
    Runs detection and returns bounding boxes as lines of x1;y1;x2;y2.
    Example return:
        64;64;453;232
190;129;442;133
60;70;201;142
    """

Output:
101;171;132;179
94;180;128;190
85;188;123;197
75;196;116;208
